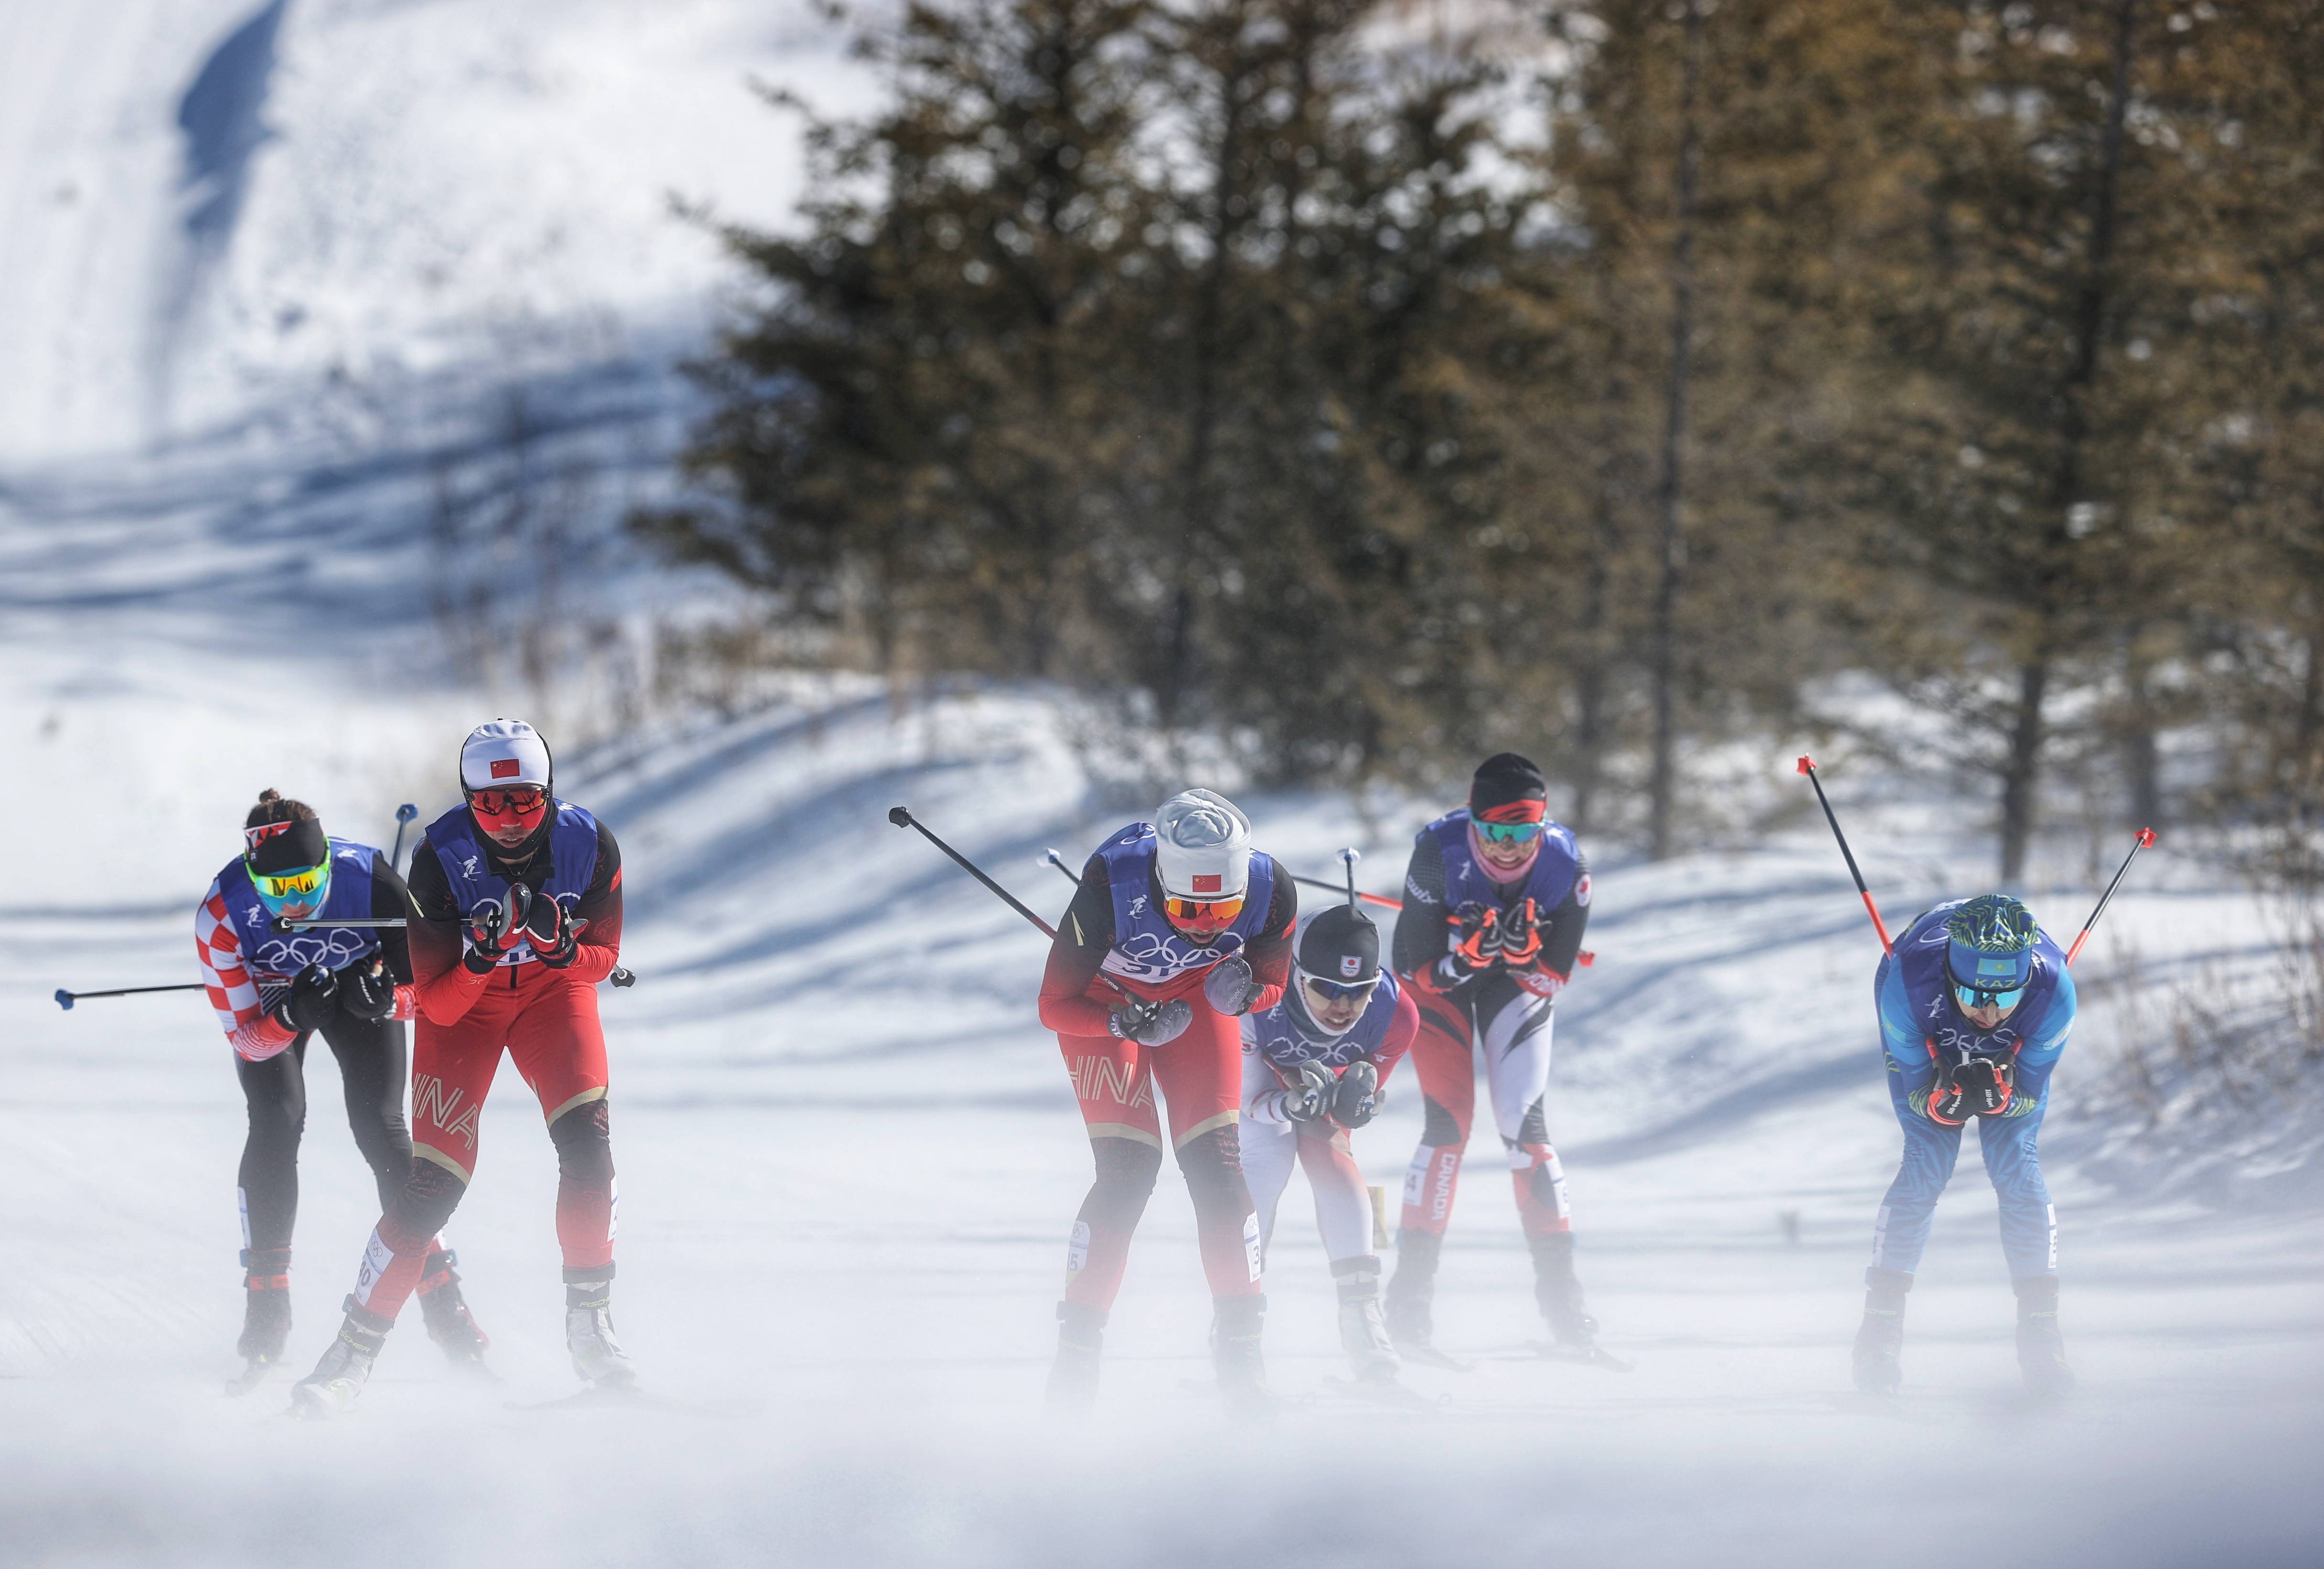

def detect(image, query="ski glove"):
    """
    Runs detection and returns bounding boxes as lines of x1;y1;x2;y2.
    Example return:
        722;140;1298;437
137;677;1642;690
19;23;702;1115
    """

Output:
1202;954;1262;1016
461;884;529;975
1332;1059;1381;1128
341;960;398;1022
523;894;587;969
1496;898;1544;968
1276;1060;1335;1124
1108;997;1194;1047
272;964;338;1034
1925;1044;2015;1124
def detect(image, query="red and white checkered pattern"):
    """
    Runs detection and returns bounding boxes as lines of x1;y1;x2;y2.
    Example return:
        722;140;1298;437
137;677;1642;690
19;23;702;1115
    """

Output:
196;882;295;1061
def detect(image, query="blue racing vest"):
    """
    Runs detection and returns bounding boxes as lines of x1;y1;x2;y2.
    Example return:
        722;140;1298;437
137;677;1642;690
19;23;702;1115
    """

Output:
1424;809;1584;926
1246;967;1402;1071
215;838;384;982
1895;900;2069;1060
1093;821;1279;987
424;800;601;969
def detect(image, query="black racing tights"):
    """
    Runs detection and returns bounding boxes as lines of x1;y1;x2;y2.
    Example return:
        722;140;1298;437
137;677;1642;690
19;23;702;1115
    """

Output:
234;1014;413;1258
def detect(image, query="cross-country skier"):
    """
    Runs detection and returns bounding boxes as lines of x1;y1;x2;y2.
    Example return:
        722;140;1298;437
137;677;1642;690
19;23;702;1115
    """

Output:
290;721;629;1416
1035;789;1298;1413
197;791;490;1386
1384;753;1599;1363
1239;903;1418;1386
1853;893;2077;1399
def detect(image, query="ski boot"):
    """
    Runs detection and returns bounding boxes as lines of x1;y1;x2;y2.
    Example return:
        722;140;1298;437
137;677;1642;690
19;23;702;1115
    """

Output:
230;1248;294;1390
1852;1267;1911;1394
1333;1258;1401;1383
289;1305;391;1419
416;1249;493;1377
2014;1275;2075;1400
1210;1295;1272;1418
1045;1301;1105;1415
1531;1231;1601;1351
565;1275;637;1389
1385;1230;1465;1368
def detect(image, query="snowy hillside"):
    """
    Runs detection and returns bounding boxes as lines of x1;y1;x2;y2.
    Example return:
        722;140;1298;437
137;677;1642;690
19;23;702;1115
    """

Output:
0;0;866;462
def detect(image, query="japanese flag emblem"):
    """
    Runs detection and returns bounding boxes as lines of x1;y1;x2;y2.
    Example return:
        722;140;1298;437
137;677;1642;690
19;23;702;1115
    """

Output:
1340;955;1362;978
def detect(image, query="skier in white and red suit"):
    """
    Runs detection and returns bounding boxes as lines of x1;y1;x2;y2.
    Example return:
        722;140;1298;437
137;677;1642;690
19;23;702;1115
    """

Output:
1035;788;1298;1412
1384;752;1599;1362
198;790;489;1384
291;720;630;1417
1238;902;1418;1385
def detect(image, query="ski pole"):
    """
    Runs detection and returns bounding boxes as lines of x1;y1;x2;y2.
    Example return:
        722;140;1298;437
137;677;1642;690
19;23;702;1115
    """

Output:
2065;827;2156;966
890;807;1057;940
1288;871;1403;911
1043;848;1082;888
283;917;637;986
389;803;418;871
1796;755;1893;955
1339;848;1360;910
54;982;206;1011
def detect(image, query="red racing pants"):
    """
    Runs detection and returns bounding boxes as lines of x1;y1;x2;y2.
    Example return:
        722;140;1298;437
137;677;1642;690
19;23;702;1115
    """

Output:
350;961;616;1325
1055;969;1259;1313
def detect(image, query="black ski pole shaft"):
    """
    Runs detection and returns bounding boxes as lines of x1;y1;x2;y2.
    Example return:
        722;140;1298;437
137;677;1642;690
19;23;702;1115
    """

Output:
54;982;206;1011
2066;827;2156;966
1043;849;1082;888
889;807;1057;939
1288;871;1403;911
389;803;418;871
1340;848;1360;910
1796;755;1894;956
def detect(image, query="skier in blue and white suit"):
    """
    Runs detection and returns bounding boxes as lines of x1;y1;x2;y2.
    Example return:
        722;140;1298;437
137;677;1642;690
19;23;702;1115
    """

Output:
1854;893;2077;1399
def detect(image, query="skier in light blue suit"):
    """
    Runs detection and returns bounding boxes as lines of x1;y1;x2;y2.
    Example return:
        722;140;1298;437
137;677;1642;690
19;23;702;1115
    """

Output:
1855;894;2077;1400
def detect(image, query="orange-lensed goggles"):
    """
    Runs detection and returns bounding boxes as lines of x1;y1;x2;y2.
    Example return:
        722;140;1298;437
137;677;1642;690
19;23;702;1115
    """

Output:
466;785;548;826
1163;893;1245;927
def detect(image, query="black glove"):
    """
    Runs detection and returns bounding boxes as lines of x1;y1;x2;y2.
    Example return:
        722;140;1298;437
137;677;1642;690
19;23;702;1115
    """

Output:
1497;898;1543;968
1443;902;1501;982
340;960;398;1022
1332;1059;1381;1128
271;964;338;1033
1927;1049;2014;1124
1202;954;1261;1016
1278;1060;1334;1123
461;884;528;975
1108;997;1193;1046
523;893;585;969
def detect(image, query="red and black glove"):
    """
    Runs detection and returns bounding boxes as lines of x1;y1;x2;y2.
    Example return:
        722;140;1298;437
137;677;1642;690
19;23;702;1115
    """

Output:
461;884;527;975
1926;1045;2014;1124
1497;898;1544;968
523;893;587;969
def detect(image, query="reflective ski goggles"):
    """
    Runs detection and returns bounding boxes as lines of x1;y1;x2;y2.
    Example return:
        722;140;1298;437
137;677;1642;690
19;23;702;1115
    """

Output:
1298;967;1380;1005
466;785;548;831
252;862;331;917
1163;893;1245;928
1953;982;2026;1014
1475;819;1545;845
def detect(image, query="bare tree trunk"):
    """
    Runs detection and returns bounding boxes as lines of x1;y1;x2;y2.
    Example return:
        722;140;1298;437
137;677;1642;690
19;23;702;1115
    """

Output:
2000;658;2050;884
2004;0;2139;880
1646;0;1703;862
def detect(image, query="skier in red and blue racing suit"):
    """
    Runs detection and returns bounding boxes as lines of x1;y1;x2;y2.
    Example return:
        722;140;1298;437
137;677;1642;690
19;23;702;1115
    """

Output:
197;791;489;1383
1035;788;1298;1413
1239;903;1418;1385
291;720;630;1417
1854;894;2078;1399
1385;752;1599;1361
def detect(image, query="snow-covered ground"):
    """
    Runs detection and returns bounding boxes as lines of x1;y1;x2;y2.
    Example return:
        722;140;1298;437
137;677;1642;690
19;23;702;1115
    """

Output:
4;5;2320;1565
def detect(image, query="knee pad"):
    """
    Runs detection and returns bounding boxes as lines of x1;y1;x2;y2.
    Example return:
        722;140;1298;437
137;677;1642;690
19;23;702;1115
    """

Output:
1174;1125;1245;1208
393;1159;468;1240
1082;1135;1162;1227
548;1098;615;1186
1419;1096;1467;1150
